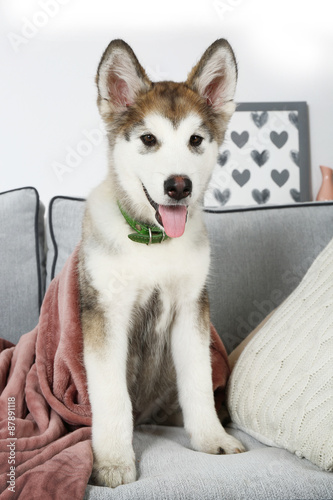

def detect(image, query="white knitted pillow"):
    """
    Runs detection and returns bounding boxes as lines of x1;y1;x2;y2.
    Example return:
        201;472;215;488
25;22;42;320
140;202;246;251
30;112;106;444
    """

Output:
227;237;333;471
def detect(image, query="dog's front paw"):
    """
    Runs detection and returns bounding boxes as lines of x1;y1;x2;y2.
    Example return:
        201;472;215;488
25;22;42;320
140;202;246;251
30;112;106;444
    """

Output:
191;427;245;455
92;457;136;488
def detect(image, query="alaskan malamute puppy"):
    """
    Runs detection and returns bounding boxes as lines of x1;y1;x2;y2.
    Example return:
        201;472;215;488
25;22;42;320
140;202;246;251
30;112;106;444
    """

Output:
79;38;244;488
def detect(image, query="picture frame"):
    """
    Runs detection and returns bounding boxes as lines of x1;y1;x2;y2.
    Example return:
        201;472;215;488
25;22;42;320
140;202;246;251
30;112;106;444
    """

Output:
204;101;311;208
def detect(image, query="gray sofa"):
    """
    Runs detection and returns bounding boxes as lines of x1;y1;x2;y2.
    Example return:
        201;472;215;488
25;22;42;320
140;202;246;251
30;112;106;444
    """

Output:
1;186;333;500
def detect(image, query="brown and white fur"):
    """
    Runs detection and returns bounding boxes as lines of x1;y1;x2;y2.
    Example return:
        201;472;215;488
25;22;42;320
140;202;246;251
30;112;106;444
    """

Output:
79;39;245;488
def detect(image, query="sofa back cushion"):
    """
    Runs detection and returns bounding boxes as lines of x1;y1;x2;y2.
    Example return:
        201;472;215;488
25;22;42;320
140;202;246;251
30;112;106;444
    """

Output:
205;203;333;352
46;196;85;289
46;197;333;352
0;188;45;344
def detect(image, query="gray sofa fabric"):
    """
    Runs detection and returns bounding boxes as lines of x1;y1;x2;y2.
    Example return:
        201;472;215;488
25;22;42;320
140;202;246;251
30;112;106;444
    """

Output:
205;203;333;352
46;195;85;288
84;426;333;500
1;189;333;499
0;187;45;344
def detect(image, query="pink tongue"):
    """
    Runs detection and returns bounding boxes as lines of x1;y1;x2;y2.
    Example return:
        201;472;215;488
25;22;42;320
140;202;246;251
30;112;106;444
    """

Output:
158;205;187;238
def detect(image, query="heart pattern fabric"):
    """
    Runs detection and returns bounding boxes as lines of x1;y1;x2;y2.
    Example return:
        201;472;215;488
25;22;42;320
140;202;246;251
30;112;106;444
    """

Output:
213;188;231;206
270;131;288;149
271;169;290;187
231;131;249;148
289;112;299;130
251;111;268;128
290;150;300;166
204;107;306;208
251;150;270;167
217;150;230;167
232;169;251;187
290;188;300;202
252;189;270;204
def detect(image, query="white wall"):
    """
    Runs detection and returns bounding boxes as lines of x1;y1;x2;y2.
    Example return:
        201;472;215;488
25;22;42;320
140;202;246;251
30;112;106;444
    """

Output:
0;0;332;207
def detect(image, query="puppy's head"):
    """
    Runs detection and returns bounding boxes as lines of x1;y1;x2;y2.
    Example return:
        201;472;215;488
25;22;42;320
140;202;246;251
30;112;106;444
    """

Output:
96;39;237;238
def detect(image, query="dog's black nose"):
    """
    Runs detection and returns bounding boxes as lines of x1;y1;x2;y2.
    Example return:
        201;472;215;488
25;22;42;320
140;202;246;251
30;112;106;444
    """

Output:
164;176;192;201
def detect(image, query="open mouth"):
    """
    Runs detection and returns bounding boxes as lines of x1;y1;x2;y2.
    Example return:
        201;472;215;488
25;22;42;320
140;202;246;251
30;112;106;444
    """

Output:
142;185;188;238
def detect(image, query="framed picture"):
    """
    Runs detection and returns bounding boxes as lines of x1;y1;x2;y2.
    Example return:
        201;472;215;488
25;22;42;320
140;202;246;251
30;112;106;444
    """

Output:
204;102;311;208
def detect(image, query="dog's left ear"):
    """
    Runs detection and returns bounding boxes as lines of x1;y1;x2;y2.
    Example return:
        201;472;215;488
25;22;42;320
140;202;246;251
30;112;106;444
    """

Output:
186;39;237;115
96;39;152;119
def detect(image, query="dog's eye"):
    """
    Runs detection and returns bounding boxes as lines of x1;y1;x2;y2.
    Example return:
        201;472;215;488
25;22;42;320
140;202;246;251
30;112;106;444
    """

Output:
140;134;157;147
189;135;203;147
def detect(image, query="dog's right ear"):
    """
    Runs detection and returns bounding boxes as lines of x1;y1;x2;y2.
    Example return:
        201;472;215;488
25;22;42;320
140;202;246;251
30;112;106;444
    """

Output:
96;39;151;119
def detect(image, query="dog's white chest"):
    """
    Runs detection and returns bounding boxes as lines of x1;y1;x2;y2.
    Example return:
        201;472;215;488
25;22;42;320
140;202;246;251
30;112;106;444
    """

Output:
86;236;210;312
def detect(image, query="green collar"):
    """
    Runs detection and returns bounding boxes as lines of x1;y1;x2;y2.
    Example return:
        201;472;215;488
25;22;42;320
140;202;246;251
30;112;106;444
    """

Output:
117;202;170;245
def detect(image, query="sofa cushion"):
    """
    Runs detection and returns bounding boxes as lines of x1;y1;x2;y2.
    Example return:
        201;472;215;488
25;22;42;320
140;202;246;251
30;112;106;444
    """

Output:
46;196;85;288
205;202;333;352
227;237;333;471
84;425;333;500
0;187;45;344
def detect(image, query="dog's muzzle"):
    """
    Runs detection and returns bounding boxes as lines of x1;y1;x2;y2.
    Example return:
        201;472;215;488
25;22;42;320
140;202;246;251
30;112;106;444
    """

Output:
143;177;191;238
